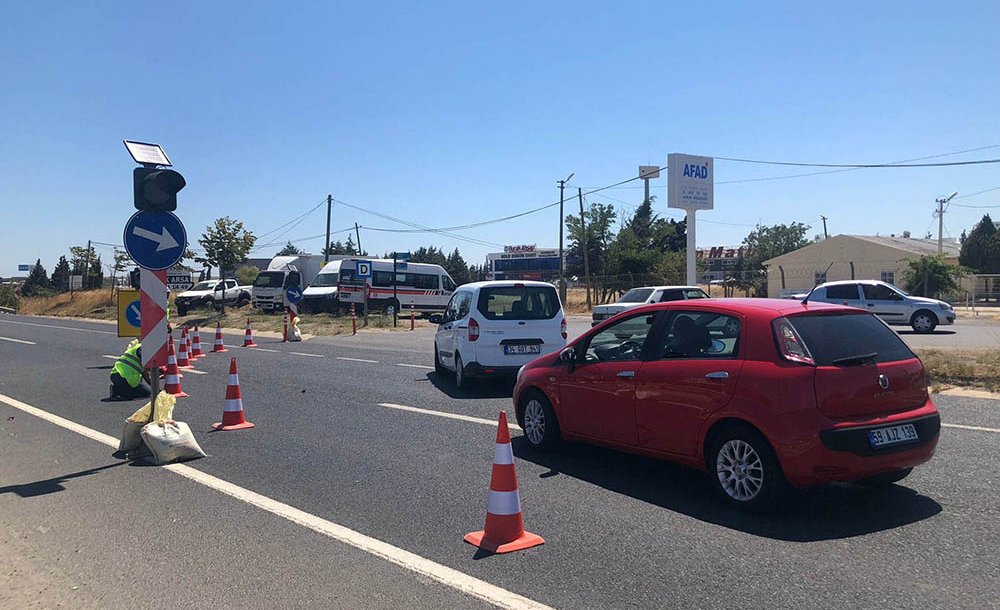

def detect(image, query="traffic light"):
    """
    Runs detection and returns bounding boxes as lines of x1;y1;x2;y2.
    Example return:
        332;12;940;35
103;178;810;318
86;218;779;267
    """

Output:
133;167;186;212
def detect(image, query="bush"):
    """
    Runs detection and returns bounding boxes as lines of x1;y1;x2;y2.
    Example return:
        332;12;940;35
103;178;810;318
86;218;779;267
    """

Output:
235;265;260;286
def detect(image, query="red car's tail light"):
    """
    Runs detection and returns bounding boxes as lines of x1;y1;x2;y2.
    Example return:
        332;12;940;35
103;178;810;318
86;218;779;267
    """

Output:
773;317;814;365
468;317;480;342
560;318;568;339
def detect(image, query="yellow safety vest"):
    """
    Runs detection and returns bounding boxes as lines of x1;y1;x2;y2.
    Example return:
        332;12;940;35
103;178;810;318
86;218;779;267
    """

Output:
113;342;143;387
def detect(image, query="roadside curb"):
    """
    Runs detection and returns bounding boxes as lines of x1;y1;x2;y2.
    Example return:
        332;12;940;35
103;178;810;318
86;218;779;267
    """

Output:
935;388;1000;401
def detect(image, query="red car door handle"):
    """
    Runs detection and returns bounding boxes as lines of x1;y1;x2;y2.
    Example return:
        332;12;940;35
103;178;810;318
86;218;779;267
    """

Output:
705;371;729;380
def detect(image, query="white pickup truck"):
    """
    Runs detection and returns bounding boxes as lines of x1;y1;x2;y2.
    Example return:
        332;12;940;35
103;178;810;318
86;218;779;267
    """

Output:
174;279;252;316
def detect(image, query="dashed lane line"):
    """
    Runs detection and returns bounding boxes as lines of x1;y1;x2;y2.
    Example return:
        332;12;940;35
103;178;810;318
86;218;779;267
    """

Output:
0;392;552;610
396;363;434;370
337;356;379;363
378;403;522;431
0;319;114;335
0;336;36;345
101;355;208;375
943;423;1000;433
290;352;326;358
244;346;279;352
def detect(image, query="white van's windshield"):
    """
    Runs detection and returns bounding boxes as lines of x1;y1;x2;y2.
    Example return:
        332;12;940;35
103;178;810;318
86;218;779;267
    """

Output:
477;285;560;320
311;273;339;287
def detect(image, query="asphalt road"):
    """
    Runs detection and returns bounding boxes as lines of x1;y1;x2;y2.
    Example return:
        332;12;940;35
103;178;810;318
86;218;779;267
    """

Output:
1;314;998;609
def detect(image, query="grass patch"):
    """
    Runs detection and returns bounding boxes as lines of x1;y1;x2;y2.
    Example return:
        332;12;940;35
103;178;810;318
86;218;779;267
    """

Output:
917;348;1000;393
18;290;118;319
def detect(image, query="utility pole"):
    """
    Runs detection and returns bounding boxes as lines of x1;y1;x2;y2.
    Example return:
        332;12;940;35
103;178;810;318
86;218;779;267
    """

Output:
820;215;829;239
85;239;92;290
557;172;574;304
355;223;362;255
934;192;958;254
324;194;332;263
578;188;592;310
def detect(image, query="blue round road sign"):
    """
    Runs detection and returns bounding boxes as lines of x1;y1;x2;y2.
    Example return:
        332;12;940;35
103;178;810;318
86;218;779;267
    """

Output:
286;286;304;304
123;211;187;271
125;299;141;327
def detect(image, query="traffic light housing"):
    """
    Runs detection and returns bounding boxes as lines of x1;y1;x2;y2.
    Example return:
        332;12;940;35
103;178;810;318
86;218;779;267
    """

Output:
133;167;186;212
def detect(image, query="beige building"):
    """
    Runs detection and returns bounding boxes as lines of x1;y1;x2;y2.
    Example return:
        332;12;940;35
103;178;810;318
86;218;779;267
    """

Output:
763;235;961;298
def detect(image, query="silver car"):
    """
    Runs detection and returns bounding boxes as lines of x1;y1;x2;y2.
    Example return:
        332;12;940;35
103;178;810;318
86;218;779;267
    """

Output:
591;285;710;326
804;280;955;333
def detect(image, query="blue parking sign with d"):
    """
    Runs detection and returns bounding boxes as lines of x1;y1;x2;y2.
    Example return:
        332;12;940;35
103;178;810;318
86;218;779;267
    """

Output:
356;261;372;278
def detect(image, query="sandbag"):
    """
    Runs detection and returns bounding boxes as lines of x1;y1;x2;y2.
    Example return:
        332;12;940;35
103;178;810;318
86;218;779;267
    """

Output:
118;392;176;452
140;420;206;465
289;316;302;342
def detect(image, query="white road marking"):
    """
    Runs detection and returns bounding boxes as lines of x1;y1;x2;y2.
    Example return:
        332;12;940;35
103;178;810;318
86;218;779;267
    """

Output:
0;319;114;335
337;356;379;363
247;347;279;352
378;403;522;431
943;423;1000;433
0;336;36;345
0;392;552;610
290;351;325;358
101;355;207;374
396;363;434;370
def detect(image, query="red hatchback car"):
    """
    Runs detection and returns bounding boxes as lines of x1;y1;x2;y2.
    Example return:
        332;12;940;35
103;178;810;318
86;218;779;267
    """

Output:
513;298;940;509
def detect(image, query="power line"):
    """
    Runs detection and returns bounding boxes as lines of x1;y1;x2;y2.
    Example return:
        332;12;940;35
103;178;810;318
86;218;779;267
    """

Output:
332;198;504;248
714;155;1000;168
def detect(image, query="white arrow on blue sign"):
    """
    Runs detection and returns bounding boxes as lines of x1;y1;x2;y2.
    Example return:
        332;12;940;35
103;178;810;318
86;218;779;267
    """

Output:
123;211;187;271
286;286;304;304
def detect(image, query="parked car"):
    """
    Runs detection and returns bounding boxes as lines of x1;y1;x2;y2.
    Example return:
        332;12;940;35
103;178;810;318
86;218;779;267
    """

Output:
252;255;325;313
592;285;709;326
435;281;567;389
174;279;251;316
513;298;940;510
804;280;955;333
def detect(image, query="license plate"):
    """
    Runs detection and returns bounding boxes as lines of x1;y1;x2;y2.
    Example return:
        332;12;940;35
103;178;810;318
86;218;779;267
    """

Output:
504;345;541;356
867;423;918;448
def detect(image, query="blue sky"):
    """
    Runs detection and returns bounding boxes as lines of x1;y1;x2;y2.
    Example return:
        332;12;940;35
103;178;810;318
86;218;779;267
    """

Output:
2;1;999;276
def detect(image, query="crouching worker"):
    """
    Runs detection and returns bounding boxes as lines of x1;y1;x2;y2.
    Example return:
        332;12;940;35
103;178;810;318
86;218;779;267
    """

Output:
109;339;151;400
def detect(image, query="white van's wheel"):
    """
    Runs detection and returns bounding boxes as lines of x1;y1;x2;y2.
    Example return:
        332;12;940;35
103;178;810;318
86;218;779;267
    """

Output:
454;353;468;389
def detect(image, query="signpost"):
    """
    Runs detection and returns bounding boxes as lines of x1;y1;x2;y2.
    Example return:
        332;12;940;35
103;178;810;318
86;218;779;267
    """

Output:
391;252;410;327
117;289;141;337
355;260;372;279
69;275;83;291
668;153;714;285
122;140;186;409
17;264;30;272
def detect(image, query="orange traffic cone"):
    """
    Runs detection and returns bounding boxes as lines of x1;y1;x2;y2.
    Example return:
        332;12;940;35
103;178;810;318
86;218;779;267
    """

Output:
190;325;205;359
163;337;189;398
177;327;194;369
213;358;255;431
212;322;227;353
464;411;543;554
242;318;257;348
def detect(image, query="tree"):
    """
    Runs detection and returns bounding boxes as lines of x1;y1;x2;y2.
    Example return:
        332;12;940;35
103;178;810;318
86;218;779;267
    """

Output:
50;256;70;292
959;214;999;273
903;255;964;298
21;259;51;297
445;248;471;284
235;265;260;286
69;244;102;290
410;246;448;266
277;241;302;256
195;217;256;312
738;222;812;296
109;249;133;292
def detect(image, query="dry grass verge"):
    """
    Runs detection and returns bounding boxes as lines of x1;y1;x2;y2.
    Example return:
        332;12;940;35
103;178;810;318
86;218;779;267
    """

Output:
917;348;1000;393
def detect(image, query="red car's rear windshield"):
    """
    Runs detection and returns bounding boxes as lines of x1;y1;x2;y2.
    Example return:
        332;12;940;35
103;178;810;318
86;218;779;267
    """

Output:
785;313;916;365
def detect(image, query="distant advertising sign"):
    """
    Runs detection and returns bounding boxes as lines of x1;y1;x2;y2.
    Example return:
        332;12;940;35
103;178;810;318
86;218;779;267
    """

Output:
70;275;83;290
166;272;194;291
504;244;536;254
18;264;30;272
668;153;714;210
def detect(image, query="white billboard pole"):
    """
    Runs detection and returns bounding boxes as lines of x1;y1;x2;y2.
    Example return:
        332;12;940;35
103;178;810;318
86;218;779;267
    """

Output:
667;153;714;286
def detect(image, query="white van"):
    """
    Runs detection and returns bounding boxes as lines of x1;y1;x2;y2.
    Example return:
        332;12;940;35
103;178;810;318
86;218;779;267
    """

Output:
434;281;567;388
301;260;343;313
336;259;456;316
